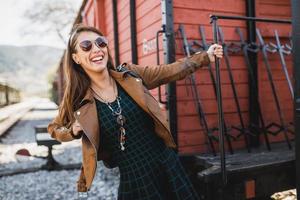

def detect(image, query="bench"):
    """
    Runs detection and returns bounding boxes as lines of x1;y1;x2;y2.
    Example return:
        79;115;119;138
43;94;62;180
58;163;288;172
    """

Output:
34;125;61;170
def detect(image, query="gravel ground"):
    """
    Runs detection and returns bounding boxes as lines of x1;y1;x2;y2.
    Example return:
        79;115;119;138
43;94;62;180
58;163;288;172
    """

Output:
0;99;120;200
0;163;120;200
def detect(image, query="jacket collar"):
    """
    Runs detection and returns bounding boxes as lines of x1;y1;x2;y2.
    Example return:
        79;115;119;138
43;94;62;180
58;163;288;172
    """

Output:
77;66;148;116
79;68;127;105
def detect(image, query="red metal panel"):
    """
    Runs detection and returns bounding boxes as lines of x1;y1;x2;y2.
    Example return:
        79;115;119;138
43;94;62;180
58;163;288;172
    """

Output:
173;9;246;27
178;113;250;135
260;0;290;5
118;5;130;27
118;0;129;13
256;0;291;36
135;0;162;102
82;0;107;34
136;20;163;59
117;0;131;64
119;50;132;64
94;0;107;34
173;0;292;154
118;23;131;43
176;82;249;99
136;0;146;8
136;0;163;65
135;0;161;62
136;6;161;36
174;69;249;86
103;0;115;60
177;98;249;115
82;0;95;26
173;0;245;14
104;0;114;34
136;0;161;21
173;0;248;154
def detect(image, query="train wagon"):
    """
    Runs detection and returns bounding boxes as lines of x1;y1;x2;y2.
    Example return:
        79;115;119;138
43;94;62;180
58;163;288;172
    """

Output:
0;82;20;107
53;0;299;199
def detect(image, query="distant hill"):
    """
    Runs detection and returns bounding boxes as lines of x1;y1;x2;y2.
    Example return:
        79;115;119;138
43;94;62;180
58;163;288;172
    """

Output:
0;45;63;97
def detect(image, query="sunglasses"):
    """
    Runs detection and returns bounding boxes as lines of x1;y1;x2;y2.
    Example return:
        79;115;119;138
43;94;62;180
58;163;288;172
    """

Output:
78;36;108;52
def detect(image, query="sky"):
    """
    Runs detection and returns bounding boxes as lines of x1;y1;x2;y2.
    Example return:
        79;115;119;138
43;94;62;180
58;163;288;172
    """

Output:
0;0;82;49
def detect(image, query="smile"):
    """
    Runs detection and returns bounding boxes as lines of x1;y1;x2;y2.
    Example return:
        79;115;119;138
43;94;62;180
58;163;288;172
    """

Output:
91;55;104;62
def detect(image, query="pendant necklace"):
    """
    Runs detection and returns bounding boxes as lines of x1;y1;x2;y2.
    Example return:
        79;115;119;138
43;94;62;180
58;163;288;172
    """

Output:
91;82;126;151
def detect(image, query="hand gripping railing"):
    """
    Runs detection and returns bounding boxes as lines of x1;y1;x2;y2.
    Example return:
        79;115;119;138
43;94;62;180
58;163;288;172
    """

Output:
210;14;292;186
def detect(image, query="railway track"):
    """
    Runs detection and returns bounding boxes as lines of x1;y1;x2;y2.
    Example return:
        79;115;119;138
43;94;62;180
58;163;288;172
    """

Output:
0;99;40;139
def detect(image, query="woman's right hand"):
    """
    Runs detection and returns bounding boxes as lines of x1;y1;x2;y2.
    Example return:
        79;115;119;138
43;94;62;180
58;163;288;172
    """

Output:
72;120;83;136
207;44;223;63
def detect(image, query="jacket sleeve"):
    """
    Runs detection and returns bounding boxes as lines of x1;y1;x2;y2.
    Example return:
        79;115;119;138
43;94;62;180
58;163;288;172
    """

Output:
47;114;83;142
127;51;210;89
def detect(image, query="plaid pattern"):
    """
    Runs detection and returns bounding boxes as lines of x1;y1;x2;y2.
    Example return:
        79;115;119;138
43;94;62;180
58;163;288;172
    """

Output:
95;83;200;200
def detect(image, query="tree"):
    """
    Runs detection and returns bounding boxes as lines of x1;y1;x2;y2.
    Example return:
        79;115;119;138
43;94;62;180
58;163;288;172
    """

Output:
22;0;80;46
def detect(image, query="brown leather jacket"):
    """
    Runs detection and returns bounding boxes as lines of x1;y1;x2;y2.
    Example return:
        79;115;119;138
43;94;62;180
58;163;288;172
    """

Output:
47;51;210;192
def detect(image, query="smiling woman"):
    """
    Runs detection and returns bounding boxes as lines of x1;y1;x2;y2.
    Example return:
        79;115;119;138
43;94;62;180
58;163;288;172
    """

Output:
72;33;110;75
47;23;223;199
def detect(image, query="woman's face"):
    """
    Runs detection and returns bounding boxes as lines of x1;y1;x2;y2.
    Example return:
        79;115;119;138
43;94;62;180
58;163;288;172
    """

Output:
72;31;109;74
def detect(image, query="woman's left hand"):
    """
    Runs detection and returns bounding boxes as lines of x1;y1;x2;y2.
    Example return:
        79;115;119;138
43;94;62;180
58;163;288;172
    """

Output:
207;44;223;63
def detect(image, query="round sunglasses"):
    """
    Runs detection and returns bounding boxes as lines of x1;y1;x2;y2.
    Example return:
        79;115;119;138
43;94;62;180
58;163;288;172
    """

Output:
78;36;108;52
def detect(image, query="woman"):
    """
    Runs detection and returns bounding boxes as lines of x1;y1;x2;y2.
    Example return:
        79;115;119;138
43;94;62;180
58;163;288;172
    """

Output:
48;24;223;200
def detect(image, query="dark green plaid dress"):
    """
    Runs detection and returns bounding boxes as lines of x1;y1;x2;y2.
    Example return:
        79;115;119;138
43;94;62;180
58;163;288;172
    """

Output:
95;82;200;200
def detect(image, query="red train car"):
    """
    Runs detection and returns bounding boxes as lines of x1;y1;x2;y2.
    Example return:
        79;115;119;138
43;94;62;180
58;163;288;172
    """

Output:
73;0;293;153
54;0;296;199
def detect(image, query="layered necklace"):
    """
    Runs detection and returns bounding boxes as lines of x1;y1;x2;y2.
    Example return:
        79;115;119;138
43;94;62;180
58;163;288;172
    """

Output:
91;81;126;151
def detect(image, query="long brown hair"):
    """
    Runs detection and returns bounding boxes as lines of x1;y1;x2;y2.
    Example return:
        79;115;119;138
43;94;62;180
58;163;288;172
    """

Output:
58;23;115;127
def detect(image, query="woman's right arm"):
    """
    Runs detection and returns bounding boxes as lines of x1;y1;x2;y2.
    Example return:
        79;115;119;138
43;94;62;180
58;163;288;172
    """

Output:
47;115;83;142
126;44;222;90
127;51;210;90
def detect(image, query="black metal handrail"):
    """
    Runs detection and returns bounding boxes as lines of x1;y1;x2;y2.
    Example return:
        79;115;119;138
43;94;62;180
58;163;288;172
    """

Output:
210;15;291;24
210;14;292;187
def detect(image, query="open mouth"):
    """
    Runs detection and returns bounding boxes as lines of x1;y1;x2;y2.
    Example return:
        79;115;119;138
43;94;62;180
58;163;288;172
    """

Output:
91;55;104;64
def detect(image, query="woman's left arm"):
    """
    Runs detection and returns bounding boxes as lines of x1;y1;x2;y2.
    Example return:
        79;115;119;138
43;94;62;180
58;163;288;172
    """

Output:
127;44;223;89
